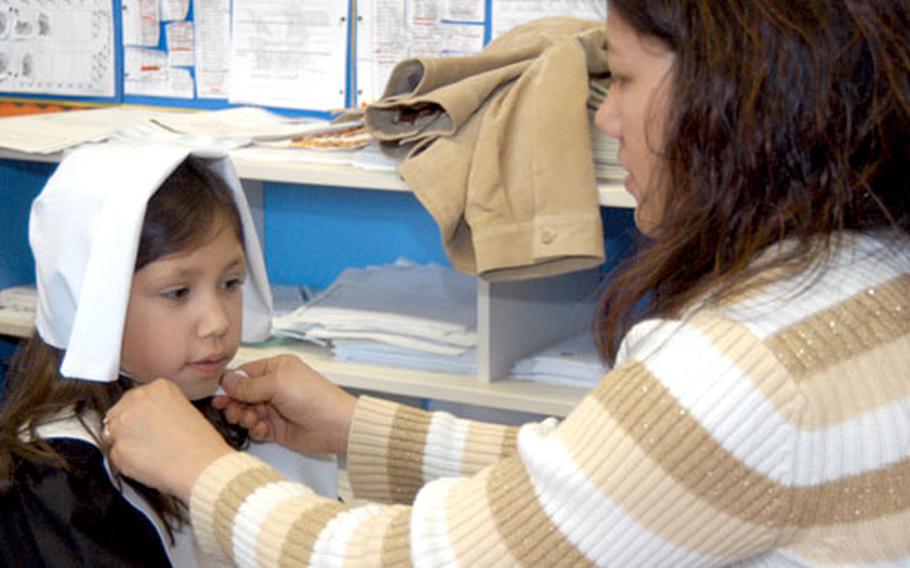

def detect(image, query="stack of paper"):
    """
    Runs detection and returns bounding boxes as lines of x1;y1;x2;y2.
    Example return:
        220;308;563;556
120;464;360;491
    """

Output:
0;107;156;154
147;107;354;143
230;139;398;172
511;332;608;387
273;261;477;375
0;285;37;337
0;105;369;155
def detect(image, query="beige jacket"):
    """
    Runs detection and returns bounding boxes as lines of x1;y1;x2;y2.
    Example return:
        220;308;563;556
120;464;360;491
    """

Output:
366;18;609;281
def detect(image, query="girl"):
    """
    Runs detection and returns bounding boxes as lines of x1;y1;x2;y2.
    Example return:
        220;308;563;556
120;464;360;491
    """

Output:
0;142;322;566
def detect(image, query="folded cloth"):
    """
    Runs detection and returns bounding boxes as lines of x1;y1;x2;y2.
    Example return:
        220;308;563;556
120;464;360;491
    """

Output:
272;261;477;353
512;332;608;387
366;17;609;282
333;341;478;375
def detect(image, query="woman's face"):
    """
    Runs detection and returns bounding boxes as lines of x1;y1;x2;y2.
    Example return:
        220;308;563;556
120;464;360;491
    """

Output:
595;12;676;235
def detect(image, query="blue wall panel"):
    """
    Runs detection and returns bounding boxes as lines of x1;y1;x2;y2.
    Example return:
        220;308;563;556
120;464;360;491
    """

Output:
264;183;450;289
263;182;638;290
0;159;56;388
0;160;55;288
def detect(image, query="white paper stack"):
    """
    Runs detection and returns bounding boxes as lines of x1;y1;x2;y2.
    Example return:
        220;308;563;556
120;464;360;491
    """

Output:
0;285;37;336
146;107;342;143
0;107;157;154
273;261;477;374
230;140;398;172
511;332;609;387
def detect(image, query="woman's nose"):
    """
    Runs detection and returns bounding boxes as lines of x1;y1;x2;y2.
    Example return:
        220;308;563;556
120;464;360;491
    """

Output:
595;87;621;140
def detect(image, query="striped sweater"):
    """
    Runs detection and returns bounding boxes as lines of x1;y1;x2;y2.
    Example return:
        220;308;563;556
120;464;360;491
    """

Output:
190;232;910;567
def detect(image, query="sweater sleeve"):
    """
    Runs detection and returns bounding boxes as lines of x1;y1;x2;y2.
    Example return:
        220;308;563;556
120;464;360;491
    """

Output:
346;395;522;504
189;311;806;567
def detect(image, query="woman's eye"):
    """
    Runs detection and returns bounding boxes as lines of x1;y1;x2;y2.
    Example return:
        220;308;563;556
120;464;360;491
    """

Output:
162;287;189;301
223;277;244;291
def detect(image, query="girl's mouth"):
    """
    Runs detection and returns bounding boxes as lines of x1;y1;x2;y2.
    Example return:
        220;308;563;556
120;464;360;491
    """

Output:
191;357;228;375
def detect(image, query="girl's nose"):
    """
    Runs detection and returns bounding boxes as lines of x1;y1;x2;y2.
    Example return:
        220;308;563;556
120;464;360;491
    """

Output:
198;295;230;339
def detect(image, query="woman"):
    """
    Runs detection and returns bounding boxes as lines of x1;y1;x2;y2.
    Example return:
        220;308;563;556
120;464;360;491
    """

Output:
106;1;910;566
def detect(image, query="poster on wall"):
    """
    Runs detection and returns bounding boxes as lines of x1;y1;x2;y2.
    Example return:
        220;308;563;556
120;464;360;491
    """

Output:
121;0;198;98
228;0;348;110
194;0;230;98
490;0;606;39
355;0;485;106
0;0;115;97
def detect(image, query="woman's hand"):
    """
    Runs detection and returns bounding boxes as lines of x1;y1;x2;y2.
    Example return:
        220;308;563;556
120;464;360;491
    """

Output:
215;354;357;456
106;379;233;502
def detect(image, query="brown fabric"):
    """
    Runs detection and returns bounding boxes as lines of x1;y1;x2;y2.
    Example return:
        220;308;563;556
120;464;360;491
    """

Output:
366;17;608;281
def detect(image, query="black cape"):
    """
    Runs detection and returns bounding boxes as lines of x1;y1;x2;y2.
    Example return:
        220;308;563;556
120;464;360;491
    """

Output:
0;438;171;567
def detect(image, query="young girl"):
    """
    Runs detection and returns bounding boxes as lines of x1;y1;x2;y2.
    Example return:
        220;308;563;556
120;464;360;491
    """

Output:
0;143;331;566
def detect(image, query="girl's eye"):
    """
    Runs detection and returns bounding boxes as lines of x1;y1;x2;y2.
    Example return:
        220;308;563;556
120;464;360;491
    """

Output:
223;277;244;291
162;287;189;301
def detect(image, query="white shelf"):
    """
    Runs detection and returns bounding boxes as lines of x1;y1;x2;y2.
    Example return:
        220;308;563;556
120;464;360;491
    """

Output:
236;340;587;417
0;147;633;208
0;317;586;417
231;156;408;192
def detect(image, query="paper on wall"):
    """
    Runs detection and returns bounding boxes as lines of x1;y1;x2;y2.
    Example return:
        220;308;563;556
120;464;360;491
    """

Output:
165;21;194;67
445;0;485;21
356;0;485;105
160;0;190;21
490;0;605;39
194;0;231;98
228;0;348;110
124;46;194;98
121;0;160;47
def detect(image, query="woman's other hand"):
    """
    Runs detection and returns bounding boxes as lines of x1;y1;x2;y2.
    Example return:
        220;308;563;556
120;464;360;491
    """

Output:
106;379;233;502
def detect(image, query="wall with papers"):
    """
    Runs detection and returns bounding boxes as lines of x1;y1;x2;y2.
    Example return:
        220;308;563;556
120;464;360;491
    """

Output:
0;0;605;116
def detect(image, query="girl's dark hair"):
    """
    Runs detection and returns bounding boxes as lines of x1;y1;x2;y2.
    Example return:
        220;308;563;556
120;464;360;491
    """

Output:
0;158;248;534
595;0;910;364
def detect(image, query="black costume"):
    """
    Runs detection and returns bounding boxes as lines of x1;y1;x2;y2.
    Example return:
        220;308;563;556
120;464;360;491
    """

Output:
0;409;198;567
0;438;172;567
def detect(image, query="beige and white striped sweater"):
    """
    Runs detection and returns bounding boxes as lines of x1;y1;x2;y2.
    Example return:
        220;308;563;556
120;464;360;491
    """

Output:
190;233;910;567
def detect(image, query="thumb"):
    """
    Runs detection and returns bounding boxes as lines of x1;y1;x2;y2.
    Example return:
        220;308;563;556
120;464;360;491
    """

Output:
221;368;274;404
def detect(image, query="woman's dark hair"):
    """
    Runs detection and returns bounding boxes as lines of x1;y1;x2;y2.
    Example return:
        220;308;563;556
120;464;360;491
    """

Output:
595;0;910;364
0;157;248;535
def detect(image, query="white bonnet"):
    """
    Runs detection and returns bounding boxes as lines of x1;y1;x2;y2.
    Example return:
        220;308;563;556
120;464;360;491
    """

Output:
29;142;273;382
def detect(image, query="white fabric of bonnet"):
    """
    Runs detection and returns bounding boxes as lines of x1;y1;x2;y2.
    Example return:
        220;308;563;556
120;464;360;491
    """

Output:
29;142;273;383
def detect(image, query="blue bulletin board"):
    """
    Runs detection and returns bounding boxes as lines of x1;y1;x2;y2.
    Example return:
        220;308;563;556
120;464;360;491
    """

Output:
0;1;605;117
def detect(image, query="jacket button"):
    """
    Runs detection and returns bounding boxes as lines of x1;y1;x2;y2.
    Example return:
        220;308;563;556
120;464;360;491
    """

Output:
540;228;556;244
